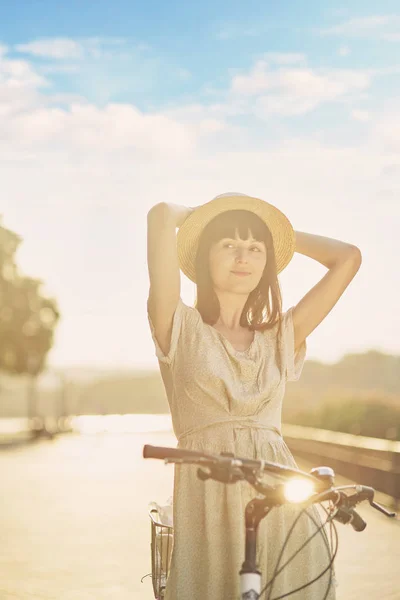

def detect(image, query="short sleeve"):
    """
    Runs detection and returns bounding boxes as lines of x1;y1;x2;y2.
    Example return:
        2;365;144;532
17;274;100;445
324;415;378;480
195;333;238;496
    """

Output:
147;298;197;366
280;307;307;382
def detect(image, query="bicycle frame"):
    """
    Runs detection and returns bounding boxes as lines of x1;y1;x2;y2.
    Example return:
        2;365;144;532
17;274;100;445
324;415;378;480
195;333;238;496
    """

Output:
143;444;397;600
240;496;274;599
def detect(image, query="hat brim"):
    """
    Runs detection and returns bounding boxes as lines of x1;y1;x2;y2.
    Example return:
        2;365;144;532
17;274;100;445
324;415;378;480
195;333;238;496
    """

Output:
177;194;295;283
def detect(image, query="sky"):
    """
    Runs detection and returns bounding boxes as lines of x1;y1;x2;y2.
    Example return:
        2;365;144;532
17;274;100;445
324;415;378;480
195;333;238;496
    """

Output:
1;1;399;370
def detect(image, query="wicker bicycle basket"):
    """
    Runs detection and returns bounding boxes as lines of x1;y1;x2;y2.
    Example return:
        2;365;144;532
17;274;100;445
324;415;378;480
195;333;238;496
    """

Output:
149;507;174;599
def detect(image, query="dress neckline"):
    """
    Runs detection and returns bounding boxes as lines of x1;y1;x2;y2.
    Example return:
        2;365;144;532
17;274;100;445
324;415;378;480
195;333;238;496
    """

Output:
208;325;258;355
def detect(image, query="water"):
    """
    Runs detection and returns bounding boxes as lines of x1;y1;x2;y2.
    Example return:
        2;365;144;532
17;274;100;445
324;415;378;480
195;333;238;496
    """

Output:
0;413;173;435
0;416;399;599
0;423;177;599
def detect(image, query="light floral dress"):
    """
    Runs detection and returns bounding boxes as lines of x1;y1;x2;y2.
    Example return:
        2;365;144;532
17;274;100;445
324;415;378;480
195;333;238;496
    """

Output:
148;298;336;599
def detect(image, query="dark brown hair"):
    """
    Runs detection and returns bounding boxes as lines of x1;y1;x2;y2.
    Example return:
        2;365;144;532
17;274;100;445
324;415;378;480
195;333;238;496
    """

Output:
194;209;282;333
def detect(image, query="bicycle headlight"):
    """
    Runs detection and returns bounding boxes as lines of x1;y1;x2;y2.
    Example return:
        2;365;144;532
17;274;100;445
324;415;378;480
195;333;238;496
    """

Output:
283;478;315;503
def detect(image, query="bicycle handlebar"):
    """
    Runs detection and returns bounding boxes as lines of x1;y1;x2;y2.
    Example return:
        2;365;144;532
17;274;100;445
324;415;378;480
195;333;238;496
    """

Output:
144;444;207;461
143;444;322;483
143;444;397;529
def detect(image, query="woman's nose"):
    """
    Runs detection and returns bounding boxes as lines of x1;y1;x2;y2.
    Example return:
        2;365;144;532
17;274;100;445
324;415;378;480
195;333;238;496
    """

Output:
235;248;248;262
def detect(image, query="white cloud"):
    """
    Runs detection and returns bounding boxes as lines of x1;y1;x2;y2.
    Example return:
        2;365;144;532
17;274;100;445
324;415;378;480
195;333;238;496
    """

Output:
15;38;84;60
0;51;48;118
380;163;400;178
0;38;210;157
374;109;400;151
321;15;400;41
198;118;226;133
0;54;47;89
11;36;191;106
3;102;198;156
14;37;128;60
230;60;271;96
351;109;370;121
229;60;371;116
40;64;81;74
0;54;225;158
0;40;396;164
328;15;392;32
0;41;391;162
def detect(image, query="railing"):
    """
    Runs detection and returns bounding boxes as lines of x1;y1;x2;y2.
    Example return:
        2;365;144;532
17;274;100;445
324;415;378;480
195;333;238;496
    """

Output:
2;415;398;509
283;424;400;509
0;416;73;445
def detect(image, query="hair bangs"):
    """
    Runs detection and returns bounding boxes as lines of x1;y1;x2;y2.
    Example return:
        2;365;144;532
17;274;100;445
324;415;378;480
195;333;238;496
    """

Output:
202;210;271;246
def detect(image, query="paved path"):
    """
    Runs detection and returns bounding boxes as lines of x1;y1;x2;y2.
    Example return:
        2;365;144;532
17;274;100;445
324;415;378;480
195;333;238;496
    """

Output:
0;431;399;599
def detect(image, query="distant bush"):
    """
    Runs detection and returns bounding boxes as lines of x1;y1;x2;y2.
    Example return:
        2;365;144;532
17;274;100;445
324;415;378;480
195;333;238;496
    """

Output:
287;394;400;441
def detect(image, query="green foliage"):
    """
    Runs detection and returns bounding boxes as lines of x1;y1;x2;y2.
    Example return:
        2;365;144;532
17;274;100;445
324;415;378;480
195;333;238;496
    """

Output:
290;351;400;397
0;219;60;376
290;395;400;440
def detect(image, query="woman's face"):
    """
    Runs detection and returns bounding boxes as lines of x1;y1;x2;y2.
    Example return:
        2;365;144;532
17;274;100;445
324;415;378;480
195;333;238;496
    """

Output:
208;228;267;294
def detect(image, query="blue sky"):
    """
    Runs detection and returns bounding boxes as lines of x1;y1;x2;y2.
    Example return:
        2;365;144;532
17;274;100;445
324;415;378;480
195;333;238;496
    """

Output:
1;3;400;368
3;2;400;137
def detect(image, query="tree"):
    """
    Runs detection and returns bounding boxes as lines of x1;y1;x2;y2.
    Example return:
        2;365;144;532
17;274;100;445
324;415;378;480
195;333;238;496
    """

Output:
0;217;60;425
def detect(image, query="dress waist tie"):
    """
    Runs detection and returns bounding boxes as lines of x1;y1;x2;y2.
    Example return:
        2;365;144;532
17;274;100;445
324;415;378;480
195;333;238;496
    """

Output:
177;417;282;444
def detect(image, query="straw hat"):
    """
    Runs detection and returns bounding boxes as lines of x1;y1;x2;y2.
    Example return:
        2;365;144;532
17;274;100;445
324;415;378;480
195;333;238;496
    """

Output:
177;193;295;283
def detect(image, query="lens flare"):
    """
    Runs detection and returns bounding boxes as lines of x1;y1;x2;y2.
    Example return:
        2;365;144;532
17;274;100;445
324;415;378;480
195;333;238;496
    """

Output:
283;478;315;503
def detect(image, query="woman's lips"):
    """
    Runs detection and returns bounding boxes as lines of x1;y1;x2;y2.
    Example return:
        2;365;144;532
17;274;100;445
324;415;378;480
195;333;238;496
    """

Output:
231;271;251;277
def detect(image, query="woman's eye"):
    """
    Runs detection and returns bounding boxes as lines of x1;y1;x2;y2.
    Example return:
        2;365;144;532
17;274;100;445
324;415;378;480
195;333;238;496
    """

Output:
222;244;262;251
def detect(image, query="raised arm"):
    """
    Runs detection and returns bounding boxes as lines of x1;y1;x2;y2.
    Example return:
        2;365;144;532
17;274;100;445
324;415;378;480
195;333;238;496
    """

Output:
147;202;193;356
291;231;362;352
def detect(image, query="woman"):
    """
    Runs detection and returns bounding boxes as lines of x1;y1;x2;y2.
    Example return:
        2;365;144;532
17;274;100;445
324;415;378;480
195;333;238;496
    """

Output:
146;193;362;599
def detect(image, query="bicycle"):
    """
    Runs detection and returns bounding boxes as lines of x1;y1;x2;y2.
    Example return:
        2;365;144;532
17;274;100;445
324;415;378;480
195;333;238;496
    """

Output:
142;443;396;599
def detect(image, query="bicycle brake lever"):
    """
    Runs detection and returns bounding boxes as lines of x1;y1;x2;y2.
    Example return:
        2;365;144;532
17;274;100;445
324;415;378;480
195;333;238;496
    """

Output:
197;466;244;484
370;501;397;518
340;486;397;519
352;486;397;517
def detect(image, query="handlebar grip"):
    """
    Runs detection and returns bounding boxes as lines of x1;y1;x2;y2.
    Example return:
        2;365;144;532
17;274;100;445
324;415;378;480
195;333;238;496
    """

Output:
143;444;207;460
333;506;367;532
350;509;367;532
143;445;183;459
